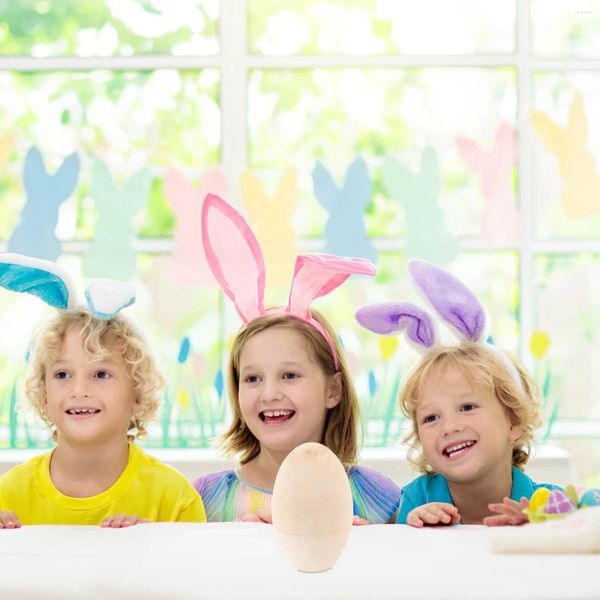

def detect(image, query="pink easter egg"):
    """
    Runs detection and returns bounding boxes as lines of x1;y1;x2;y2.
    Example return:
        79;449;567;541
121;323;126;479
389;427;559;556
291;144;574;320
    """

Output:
545;489;576;514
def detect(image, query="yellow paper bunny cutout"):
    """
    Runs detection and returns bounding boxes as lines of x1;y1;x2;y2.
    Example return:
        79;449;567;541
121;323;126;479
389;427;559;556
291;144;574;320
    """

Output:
531;93;600;219
241;168;298;287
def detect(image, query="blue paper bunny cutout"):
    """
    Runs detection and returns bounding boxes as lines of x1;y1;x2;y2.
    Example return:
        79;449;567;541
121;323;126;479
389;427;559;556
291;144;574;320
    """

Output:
8;146;80;261
312;156;377;264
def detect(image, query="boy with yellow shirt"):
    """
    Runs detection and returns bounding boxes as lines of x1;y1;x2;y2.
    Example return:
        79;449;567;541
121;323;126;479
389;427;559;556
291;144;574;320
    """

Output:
0;307;206;527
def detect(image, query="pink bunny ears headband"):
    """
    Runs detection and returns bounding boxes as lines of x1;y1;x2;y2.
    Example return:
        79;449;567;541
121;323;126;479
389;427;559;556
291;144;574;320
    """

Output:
355;259;523;386
201;194;376;369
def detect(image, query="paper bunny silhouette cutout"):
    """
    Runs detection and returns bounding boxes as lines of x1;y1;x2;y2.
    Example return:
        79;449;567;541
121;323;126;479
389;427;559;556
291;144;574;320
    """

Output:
531;93;600;219
241;168;298;286
8;146;80;261
381;147;457;266
82;159;151;282
0;131;14;171
164;166;227;286
456;122;520;243
201;193;376;365
0;252;135;320
312;156;377;265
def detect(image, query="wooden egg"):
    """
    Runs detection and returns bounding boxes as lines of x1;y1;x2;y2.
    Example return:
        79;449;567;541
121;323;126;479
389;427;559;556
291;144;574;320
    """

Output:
272;442;353;573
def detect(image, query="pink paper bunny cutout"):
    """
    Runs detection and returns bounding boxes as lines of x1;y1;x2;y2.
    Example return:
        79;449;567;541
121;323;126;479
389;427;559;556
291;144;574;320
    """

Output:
456;122;520;243
164;166;227;286
201;193;376;366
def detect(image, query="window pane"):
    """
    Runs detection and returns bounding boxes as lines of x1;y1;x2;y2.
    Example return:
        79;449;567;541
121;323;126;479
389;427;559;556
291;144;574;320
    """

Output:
248;67;516;240
0;0;219;57
534;255;600;425
249;0;515;55
531;72;600;239
532;0;600;59
0;69;220;241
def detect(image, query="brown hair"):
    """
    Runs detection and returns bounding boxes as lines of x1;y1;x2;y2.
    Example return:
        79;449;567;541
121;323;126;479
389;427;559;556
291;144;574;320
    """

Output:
25;309;164;440
222;310;361;465
399;343;542;474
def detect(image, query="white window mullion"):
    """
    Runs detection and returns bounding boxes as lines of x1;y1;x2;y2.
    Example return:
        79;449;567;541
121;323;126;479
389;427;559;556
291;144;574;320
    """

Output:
219;0;247;207
517;0;535;371
0;55;219;71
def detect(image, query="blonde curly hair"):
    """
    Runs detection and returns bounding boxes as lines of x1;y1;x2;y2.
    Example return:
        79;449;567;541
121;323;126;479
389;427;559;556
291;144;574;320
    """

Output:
25;309;165;441
399;343;542;474
222;310;362;466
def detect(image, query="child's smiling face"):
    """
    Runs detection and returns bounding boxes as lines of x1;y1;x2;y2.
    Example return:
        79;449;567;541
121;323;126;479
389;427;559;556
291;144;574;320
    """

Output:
44;326;138;446
415;365;521;483
237;325;341;455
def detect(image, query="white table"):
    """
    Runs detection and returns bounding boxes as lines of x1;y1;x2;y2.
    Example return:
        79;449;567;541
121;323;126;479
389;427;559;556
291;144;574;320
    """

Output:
0;523;598;599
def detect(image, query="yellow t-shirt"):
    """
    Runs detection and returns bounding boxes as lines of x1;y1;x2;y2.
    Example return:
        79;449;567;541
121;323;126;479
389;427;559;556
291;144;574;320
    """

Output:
0;443;206;525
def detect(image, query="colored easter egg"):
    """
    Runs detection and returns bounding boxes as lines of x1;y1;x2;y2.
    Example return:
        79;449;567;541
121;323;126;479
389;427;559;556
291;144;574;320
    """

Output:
528;487;551;513
579;489;600;508
272;442;353;573
544;489;576;514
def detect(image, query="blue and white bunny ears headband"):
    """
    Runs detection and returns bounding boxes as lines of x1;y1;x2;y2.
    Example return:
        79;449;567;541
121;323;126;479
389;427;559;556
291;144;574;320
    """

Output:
355;259;522;386
0;253;135;319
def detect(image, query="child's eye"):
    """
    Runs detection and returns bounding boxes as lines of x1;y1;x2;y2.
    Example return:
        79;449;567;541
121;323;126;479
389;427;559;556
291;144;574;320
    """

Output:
95;370;112;380
461;403;478;412
243;374;260;384
422;414;438;424
282;372;299;380
54;370;69;380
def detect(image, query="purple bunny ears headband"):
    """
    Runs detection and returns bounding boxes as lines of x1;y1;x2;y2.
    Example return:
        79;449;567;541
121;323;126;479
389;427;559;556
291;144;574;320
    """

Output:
201;194;376;369
355;259;522;386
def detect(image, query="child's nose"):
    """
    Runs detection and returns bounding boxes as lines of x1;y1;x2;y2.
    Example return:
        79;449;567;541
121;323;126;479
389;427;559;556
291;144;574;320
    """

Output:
71;378;91;399
261;379;284;401
443;416;464;435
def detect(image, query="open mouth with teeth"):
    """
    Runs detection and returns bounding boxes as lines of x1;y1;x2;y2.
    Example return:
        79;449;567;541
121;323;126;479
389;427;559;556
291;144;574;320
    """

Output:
65;408;101;417
259;409;295;424
443;440;476;460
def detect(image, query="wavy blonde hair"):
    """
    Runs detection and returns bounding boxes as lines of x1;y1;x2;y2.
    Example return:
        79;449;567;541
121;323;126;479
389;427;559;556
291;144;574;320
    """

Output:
399;343;542;474
25;309;164;441
222;310;362;466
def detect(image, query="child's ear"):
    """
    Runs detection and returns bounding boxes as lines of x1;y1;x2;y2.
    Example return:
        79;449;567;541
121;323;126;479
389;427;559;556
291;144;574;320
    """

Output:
325;372;343;409
508;421;523;443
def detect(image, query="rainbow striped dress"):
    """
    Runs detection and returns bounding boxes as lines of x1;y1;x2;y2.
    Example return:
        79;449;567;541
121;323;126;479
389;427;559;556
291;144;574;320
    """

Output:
194;465;401;524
